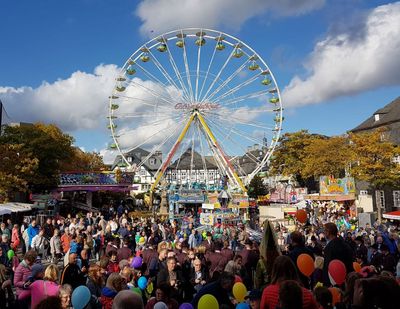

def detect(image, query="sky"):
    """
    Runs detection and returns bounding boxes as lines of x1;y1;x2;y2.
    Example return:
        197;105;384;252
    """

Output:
1;0;399;164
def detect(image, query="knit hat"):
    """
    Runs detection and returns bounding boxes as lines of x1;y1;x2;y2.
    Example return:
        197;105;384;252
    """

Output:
31;263;44;279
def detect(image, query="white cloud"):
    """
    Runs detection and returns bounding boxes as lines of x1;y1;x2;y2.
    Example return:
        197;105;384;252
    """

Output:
0;64;120;131
283;2;400;107
135;0;325;37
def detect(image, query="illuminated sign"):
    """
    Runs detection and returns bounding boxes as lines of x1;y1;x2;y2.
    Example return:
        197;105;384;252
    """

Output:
174;103;220;110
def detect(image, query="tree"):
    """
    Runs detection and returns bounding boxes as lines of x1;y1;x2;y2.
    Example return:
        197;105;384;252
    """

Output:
0;144;39;202
0;123;75;190
269;130;321;187
60;148;106;172
248;175;268;198
302;136;352;179
349;129;400;188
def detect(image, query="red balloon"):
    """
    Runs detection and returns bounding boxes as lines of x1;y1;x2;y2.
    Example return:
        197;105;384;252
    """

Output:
297;254;315;277
295;209;307;223
328;287;341;305
234;275;242;283
328;260;347;285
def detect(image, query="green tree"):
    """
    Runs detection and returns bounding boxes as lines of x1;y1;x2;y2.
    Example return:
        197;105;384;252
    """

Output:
0;123;75;190
349;129;400;188
0;144;39;202
248;175;268;198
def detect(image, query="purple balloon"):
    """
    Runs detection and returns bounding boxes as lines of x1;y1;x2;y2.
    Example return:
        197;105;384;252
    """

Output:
179;303;194;309
131;256;143;269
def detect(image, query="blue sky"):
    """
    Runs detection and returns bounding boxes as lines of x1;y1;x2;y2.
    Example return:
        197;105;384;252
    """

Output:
1;0;399;163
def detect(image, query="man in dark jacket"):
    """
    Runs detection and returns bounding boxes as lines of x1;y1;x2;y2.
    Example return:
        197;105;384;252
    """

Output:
192;272;235;309
60;253;85;289
355;236;368;265
288;231;314;289
323;223;353;286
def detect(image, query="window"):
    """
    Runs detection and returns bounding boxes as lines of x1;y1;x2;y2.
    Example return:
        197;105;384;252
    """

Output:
127;156;132;162
149;158;156;165
360;190;368;195
393;155;400;164
375;190;385;209
393;191;400;208
374;114;380;122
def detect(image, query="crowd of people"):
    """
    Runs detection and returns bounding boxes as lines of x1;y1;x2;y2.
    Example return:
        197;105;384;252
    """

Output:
0;203;399;309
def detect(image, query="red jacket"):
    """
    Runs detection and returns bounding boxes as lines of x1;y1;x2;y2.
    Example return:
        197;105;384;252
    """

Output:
107;261;119;274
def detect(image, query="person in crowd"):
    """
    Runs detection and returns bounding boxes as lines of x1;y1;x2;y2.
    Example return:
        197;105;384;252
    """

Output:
201;232;214;252
224;254;246;278
35;296;62;309
288;231;314;289
50;228;62;264
60;253;85;290
112;290;144;309
157;256;184;300
354;236;368;265
260;256;318;309
313;286;333;309
322;223;353;286
189;257;209;294
26;220;39;250
100;273;126;309
31;228;47;259
13;250;38;308
117;237;132;262
145;283;179;309
61;227;72;254
278;280;304;309
0;223;10;240
11;224;21;251
29;264;60;309
380;244;396;274
192;272;235;309
86;264;103;309
59;284;72;309
43;218;54;240
107;250;120;273
245;289;262;309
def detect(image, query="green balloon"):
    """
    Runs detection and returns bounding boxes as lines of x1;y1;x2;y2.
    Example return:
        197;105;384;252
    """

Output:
7;250;15;260
131;287;142;296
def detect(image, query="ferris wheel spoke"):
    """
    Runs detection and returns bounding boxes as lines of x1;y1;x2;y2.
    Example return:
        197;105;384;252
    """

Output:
204;114;267;146
194;31;204;102
205;110;275;131
122;116;187;155
114;94;169;109
218;90;270;107
212;73;262;103
137;119;186;168
200;47;236;102
198;33;220;102
133;62;171;90
145;47;185;97
205;117;262;164
181;31;195;102
163;37;192;102
128;80;176;106
195;121;209;186
205;57;251;102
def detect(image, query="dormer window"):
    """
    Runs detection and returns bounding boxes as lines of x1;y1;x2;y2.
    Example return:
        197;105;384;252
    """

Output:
374;114;380;121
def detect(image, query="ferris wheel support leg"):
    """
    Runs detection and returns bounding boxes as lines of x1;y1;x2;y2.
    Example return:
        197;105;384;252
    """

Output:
196;112;247;193
150;113;196;193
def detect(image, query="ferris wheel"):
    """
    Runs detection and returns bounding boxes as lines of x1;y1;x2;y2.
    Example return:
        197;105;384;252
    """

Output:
108;28;283;192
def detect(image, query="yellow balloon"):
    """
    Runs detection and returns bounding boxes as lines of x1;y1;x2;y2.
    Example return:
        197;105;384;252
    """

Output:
232;282;247;302
198;294;219;309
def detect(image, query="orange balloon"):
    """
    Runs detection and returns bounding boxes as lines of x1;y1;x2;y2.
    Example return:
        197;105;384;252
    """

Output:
295;209;307;223
296;253;315;277
329;287;341;305
353;262;361;272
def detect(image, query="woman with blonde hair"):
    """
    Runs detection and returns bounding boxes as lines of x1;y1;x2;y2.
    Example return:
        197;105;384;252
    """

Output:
30;264;60;309
59;284;72;309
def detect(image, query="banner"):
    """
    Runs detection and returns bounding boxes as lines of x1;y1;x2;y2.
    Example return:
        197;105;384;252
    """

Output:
200;213;214;226
320;176;355;195
231;194;249;208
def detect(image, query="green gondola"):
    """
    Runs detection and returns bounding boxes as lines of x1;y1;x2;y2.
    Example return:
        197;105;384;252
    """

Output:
116;86;126;92
176;40;184;48
249;61;259;71
111;104;119;110
157;44;167;52
140;54;150;62
195;38;206;46
216;42;225;51
232;49;244;58
269;97;279;104
261;78;271;85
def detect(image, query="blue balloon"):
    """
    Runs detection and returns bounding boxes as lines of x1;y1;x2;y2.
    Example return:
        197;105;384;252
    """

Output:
236;303;250;309
71;286;91;309
138;276;148;290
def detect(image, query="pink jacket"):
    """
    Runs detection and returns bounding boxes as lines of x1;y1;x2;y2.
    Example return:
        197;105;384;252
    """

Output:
13;261;32;300
30;280;60;309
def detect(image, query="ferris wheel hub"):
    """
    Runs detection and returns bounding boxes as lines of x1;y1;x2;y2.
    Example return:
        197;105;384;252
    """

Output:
174;102;220;111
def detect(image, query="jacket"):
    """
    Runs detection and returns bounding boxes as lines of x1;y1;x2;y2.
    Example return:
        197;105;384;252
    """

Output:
100;287;117;309
50;236;62;255
60;263;85;290
26;225;39;247
13;260;32;300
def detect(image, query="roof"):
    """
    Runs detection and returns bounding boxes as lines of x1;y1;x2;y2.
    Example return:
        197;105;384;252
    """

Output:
112;147;162;172
169;148;218;170
350;97;400;132
383;210;400;220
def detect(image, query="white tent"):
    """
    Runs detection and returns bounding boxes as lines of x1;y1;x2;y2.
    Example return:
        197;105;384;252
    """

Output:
0;202;32;213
